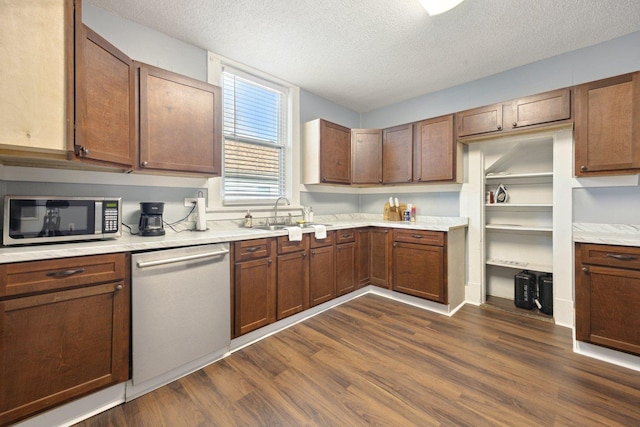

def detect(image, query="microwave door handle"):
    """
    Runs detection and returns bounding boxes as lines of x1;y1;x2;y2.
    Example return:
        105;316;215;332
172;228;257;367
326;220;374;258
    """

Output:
95;201;103;234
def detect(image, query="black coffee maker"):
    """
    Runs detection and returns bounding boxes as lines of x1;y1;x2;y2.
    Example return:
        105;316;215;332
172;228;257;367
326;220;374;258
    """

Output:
139;202;165;236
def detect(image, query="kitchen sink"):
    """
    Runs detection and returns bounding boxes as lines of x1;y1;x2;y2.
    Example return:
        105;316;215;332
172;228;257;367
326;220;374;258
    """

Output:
246;223;332;231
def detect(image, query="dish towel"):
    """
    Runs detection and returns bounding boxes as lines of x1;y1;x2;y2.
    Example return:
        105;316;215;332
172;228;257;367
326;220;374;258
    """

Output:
312;224;327;240
285;226;302;242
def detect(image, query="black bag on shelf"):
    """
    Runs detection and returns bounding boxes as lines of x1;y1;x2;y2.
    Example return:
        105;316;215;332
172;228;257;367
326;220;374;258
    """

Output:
537;273;553;315
514;270;536;309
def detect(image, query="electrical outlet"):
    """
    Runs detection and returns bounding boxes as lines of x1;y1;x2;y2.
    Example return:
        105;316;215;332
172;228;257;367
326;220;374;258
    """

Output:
184;197;197;207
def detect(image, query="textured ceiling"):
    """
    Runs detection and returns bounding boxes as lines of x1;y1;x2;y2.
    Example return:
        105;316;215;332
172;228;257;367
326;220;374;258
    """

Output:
86;0;640;113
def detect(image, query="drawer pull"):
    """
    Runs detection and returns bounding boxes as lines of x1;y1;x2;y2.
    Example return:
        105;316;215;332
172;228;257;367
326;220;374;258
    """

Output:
116;284;124;291
45;268;85;278
581;267;590;274
245;246;260;253
606;253;637;261
341;233;353;238
411;234;423;239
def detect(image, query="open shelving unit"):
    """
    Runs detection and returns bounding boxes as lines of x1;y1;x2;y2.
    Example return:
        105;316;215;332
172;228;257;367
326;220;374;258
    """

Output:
483;138;554;317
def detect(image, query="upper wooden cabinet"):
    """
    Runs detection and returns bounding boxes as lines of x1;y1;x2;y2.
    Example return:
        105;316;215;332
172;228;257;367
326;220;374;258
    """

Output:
575;72;640;176
456;103;503;138
0;0;72;156
74;24;136;169
303;119;351;184
413;114;459;183
138;63;222;176
351;128;382;184
382;124;413;183
456;88;571;140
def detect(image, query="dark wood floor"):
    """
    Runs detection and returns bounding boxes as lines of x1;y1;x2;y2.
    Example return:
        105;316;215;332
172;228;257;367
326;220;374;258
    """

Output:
76;294;640;426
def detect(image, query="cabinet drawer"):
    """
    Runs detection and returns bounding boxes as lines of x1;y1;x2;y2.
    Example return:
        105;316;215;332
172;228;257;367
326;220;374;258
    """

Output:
335;229;356;244
310;230;335;248
393;229;445;246
579;244;640;270
277;235;308;254
235;238;271;262
0;253;127;298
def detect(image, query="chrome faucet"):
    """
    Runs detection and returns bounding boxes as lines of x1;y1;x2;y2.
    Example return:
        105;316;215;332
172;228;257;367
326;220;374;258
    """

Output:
272;197;290;225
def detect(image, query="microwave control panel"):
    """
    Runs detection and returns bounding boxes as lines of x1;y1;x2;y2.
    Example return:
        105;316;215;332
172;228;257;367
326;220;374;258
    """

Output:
103;200;120;233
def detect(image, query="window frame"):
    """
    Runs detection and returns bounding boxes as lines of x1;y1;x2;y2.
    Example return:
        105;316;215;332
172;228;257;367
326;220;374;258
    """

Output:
206;52;300;218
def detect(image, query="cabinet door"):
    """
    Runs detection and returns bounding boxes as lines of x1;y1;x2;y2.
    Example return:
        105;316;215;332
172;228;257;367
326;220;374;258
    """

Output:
0;281;129;426
336;242;357;296
511;88;571;129
356;228;371;288
351;129;382;184
414;115;455;182
382;124;413;183
576;264;640;356
575;72;640;176
277;251;309;320
309;245;336;307
319;120;351;184
138;63;222;175
234;256;276;337
370;228;391;288
393;241;445;303
75;24;135;169
456;103;503;138
0;0;71;152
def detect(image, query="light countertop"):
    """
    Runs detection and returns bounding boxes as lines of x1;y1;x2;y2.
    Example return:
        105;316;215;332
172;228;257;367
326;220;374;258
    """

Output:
573;223;640;247
0;214;468;264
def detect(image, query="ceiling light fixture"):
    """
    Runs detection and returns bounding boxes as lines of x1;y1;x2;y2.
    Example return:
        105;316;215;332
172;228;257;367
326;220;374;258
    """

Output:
419;0;465;16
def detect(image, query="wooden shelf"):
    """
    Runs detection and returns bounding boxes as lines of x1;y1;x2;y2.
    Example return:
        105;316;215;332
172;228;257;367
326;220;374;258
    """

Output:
485;203;552;208
485;224;552;233
486;258;552;273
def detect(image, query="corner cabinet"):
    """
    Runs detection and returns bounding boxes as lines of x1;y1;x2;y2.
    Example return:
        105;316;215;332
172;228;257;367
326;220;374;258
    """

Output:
483;137;554;315
574;72;640;176
0;254;130;426
382;124;413;183
303;119;351;184
74;24;136;169
138;63;222;176
575;243;640;356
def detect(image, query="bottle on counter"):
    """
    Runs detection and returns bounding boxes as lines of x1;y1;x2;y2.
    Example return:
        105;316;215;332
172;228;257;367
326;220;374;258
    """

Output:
410;205;416;222
244;210;253;228
308;206;314;223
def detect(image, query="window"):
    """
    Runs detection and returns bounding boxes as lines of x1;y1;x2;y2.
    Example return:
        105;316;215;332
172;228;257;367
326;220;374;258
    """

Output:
222;67;288;204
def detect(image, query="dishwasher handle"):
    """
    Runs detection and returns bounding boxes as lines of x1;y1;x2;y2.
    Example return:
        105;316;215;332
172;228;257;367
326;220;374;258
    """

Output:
136;249;229;269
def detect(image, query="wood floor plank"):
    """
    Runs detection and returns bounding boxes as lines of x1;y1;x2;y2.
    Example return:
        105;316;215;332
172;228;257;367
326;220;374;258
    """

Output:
74;294;640;426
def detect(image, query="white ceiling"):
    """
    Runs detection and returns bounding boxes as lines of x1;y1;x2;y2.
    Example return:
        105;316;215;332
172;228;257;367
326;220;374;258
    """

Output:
87;0;640;113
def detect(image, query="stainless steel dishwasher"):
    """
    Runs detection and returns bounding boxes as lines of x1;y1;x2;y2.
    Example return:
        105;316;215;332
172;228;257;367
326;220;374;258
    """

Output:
127;243;230;400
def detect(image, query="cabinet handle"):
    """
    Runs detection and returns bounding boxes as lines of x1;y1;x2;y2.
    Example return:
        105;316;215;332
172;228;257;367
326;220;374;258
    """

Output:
322;177;327;182
581;266;590;274
302;252;307;258
45;268;85;278
393;243;397;248
606;253;638;261
417;177;422;181
497;125;502;130
74;145;91;157
268;259;273;265
141;161;149;167
378;179;382;183
580;165;587;172
384;230;388;234
116;284;124;291
411;234;423;239
341;233;352;238
245;246;260;253
512;122;518;128
407;178;412;182
311;250;316;256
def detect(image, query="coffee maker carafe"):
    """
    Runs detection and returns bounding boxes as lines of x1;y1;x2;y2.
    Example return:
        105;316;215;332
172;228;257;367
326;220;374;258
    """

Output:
139;202;165;236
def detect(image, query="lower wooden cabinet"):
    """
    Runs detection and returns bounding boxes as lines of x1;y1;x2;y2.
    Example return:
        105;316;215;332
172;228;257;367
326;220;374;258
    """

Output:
309;232;336;307
575;243;640;356
392;230;446;303
370;228;391;289
336;229;357;296
232;239;276;337
356;228;371;288
0;254;130;426
276;235;309;320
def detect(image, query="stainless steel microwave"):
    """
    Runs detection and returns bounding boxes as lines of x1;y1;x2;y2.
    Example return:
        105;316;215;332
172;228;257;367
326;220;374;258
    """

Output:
3;196;122;246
